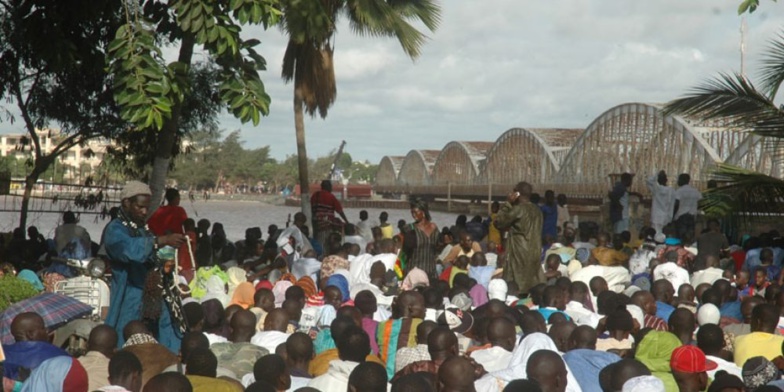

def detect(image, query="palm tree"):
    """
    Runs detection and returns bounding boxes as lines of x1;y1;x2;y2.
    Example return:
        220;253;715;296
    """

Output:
662;30;784;222
279;0;441;218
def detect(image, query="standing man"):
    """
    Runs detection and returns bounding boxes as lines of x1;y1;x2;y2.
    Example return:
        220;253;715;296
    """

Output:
609;173;642;234
148;188;188;236
104;181;185;347
673;173;702;240
356;210;375;244
646;170;675;235
310;180;348;246
495;182;544;294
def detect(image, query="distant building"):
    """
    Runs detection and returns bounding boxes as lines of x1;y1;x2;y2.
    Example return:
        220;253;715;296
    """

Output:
0;128;114;181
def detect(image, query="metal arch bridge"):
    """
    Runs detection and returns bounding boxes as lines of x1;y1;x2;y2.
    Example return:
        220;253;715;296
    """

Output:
374;102;779;200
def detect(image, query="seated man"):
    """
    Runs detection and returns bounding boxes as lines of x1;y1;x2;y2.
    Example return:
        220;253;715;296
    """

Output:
309;316;385;377
348;362;388;392
392;327;458;382
211;309;268;380
100;351;143;392
77;325;118;392
185;348;243;391
734;303;784;367
470;318;515;372
2;312;69;389
308;326;371;391
121;321;178;386
251;308;291;353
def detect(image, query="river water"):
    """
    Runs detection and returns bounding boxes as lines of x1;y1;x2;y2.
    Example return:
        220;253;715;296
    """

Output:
0;196;461;242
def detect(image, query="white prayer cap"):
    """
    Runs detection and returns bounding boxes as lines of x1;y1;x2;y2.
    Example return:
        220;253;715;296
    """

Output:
697;303;720;326
623;375;665;392
488;279;508;301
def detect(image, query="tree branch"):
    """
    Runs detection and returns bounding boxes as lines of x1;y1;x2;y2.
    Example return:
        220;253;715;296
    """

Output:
11;68;43;159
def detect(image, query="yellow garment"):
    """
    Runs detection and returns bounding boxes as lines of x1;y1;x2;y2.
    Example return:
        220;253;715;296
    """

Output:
308;348;385;377
488;213;501;245
449;266;468;287
186;375;243;392
733;332;784;367
591;247;629;266
380;225;394;239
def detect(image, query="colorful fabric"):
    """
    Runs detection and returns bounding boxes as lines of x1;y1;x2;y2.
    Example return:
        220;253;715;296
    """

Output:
308;348;385;377
325;274;350;302
123;333;158;347
401;267;429;291
313;329;335;355
230;282;255;309
17;270;43;291
321;255;349;282
189;266;229;300
634;331;682;392
210;342;268;379
734;332;784;367
296;277;318;298
376;317;423;379
20;356;88;392
273;281;293;307
2;340;69;381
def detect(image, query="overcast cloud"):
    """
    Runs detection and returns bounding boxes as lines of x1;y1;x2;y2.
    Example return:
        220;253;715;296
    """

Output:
2;1;782;164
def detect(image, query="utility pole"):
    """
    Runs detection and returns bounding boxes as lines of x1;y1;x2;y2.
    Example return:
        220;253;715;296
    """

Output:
740;16;747;77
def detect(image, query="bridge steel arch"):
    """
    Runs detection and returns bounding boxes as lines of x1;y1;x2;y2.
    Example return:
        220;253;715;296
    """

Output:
556;103;736;192
397;150;440;186
483;128;583;185
376;156;405;186
431;141;494;185
725;135;784;178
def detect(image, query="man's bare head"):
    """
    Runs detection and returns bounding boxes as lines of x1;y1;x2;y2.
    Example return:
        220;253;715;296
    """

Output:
11;312;47;342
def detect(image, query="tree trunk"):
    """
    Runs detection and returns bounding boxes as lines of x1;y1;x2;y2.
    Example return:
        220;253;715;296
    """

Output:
294;87;312;226
147;34;195;217
18;159;50;230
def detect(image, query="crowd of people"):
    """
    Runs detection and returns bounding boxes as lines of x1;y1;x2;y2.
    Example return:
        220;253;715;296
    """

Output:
1;174;783;392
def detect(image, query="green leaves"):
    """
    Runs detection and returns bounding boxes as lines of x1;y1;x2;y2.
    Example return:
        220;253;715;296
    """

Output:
738;0;778;14
219;72;271;126
108;22;181;131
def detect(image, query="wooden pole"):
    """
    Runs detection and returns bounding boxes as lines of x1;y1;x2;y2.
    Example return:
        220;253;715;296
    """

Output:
447;182;452;212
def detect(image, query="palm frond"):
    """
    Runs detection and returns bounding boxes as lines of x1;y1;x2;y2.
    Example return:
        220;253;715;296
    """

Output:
700;163;784;222
388;0;442;32
662;72;784;139
760;31;784;100
345;0;432;59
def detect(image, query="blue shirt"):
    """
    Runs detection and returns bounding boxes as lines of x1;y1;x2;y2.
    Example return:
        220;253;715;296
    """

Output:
720;301;743;321
656;301;675;323
540;204;558;239
537;307;572;323
563;349;621;392
2;341;68;380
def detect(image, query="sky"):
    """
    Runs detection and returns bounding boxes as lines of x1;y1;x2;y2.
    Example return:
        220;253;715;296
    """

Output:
1;1;782;164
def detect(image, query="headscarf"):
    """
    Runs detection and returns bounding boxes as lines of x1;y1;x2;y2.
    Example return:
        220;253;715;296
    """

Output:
492;333;582;392
279;273;297;285
401;267;429;291
256;280;273;291
273;281;293;307
20;356;88;392
469;284;489;308
226;267;247;298
199;274;229;307
321;255;349;283
17;270;43;291
634;331;681;392
326;274;350;303
230;282;255;310
296;276;318;298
